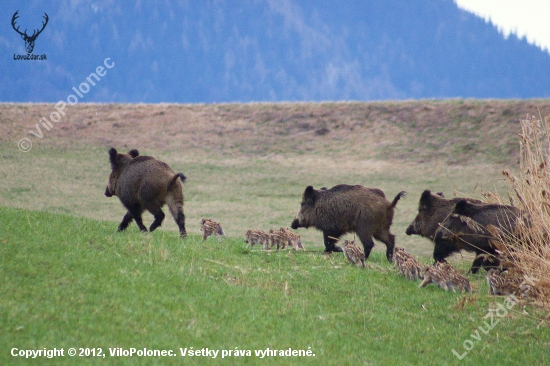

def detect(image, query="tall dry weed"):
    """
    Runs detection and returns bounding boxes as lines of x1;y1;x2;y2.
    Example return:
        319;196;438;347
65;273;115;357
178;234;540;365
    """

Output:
493;114;550;308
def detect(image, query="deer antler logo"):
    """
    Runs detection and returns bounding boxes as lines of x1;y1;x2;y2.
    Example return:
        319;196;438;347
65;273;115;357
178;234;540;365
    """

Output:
11;10;49;54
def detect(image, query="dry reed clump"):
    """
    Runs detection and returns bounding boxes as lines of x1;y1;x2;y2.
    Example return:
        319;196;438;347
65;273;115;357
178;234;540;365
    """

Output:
491;114;550;308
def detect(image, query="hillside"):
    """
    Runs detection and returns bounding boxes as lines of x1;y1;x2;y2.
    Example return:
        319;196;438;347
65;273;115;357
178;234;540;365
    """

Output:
2;0;550;102
2;99;548;164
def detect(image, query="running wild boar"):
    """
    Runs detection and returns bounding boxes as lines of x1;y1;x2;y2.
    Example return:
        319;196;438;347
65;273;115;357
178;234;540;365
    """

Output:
104;148;187;238
291;184;405;262
406;190;523;273
440;199;524;272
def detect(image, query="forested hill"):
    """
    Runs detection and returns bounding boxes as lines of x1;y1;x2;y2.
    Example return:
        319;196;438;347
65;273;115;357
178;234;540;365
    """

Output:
2;0;550;103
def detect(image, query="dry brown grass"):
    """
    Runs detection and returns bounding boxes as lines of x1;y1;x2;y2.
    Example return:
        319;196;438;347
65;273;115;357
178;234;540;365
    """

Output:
487;113;550;308
2;100;549;164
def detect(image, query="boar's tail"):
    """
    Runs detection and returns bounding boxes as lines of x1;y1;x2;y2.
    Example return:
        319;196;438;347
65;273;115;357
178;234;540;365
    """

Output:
391;191;406;208
169;173;187;188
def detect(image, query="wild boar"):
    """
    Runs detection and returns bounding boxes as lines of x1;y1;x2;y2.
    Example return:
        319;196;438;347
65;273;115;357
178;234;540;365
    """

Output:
290;184;405;262
268;228;289;250
280;227;304;250
104;148;187;238
406;190;520;273
418;265;451;291
244;229;270;249
405;191;481;269
200;218;226;242
439;199;524;273
405;190;483;239
342;239;365;268
434;261;471;292
394;247;423;281
485;268;523;296
419;262;470;292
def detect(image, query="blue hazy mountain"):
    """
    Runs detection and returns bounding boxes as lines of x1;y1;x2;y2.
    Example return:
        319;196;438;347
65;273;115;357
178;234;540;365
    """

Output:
1;0;549;103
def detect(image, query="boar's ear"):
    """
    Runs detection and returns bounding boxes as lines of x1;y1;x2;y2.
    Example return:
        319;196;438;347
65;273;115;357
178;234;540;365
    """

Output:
303;185;316;203
453;200;471;216
108;148;118;169
420;190;432;210
436;192;445;198
128;149;139;158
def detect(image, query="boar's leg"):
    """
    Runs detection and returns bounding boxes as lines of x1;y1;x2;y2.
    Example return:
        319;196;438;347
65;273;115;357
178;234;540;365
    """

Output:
175;211;186;238
148;209;165;232
322;231;342;253
469;255;485;274
356;226;375;261
384;234;396;263
125;204;148;233
432;239;458;264
118;211;134;232
166;194;186;238
481;255;500;272
373;231;396;263
133;215;148;233
167;204;186;239
469;254;499;274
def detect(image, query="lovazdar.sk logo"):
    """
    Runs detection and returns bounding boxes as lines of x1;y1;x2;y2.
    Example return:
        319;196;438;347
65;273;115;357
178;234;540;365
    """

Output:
12;10;48;60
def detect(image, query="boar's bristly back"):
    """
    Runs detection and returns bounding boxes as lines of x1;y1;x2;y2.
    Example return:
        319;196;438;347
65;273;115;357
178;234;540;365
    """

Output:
452;200;471;216
451;199;492;218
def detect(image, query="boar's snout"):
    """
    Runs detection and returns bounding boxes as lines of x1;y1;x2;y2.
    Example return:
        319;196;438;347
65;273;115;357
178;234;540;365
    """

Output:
290;218;300;230
405;223;416;235
104;186;113;197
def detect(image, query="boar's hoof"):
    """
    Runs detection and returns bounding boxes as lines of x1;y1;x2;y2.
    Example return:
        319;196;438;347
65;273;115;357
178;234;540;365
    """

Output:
324;246;343;254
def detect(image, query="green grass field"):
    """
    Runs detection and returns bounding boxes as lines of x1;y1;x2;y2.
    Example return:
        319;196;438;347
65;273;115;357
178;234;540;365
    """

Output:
1;101;549;364
1;206;549;365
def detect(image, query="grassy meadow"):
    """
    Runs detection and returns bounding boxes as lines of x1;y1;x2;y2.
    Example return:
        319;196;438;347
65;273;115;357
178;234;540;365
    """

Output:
1;101;549;364
1;206;549;365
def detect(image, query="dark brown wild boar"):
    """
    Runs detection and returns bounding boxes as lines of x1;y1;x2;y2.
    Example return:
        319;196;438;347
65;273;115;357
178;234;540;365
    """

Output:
406;190;483;271
405;190;520;273
405;190;481;239
104;148;187;238
290;184;405;262
439;199;525;272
